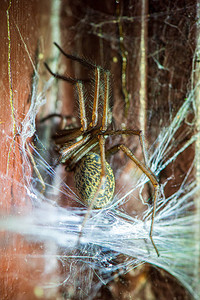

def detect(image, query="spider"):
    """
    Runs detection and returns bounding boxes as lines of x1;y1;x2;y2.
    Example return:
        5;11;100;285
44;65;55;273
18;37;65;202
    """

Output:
44;43;160;256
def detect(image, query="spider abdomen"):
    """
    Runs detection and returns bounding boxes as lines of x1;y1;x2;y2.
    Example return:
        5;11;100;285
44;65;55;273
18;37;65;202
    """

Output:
74;153;115;209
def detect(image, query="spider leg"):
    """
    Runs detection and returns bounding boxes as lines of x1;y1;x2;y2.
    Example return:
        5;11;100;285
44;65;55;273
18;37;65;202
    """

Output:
54;42;96;70
101;70;110;131
45;62;88;132
53;127;82;144
105;143;159;256
66;137;99;168
40;113;77;130
103;129;148;167
44;62;77;84
59;135;91;162
90;67;100;127
75;81;87;131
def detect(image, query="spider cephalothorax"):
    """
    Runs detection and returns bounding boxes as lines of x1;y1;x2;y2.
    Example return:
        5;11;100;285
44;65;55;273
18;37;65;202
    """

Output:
44;42;160;255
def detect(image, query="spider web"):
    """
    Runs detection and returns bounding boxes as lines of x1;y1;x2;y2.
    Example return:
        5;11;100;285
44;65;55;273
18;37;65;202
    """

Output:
0;1;199;300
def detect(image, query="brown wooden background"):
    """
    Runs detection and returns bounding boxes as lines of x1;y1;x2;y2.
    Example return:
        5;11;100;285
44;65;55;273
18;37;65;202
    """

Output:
0;0;198;299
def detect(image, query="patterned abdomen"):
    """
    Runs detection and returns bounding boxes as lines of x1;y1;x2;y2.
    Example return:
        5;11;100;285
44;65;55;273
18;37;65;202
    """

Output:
74;153;115;208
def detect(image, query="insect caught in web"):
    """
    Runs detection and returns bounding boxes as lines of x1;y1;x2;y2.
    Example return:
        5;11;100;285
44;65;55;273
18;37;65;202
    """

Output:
44;43;160;256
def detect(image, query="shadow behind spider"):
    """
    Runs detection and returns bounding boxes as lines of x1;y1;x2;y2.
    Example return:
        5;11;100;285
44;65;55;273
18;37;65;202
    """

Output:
44;43;160;256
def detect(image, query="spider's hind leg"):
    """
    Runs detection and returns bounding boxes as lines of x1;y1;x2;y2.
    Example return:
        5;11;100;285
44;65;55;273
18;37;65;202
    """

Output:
105;143;160;256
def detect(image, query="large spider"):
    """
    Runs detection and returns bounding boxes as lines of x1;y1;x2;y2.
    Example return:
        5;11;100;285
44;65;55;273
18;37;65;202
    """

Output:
44;43;160;256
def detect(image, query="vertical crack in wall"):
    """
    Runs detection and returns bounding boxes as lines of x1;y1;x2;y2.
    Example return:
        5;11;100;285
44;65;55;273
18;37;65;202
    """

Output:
139;0;148;136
